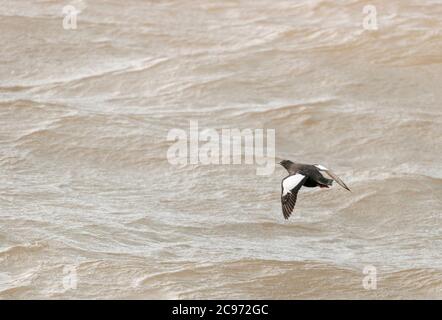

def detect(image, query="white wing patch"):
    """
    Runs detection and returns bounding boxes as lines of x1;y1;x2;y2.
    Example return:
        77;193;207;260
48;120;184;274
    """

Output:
282;174;305;196
314;164;328;171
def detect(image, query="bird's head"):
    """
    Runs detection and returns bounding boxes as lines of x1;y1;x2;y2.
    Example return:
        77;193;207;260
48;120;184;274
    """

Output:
279;159;294;170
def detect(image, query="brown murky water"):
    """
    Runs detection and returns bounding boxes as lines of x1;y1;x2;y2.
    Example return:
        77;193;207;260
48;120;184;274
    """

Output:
1;0;441;299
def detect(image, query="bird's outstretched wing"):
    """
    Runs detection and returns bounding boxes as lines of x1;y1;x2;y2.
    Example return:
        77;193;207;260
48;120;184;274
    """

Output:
281;174;308;219
314;164;351;192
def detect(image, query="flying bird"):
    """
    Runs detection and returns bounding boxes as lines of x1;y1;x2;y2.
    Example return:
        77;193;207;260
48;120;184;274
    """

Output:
279;160;351;219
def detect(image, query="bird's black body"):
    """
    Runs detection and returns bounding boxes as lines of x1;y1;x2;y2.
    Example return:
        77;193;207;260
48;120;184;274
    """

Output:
280;160;333;188
279;160;350;219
